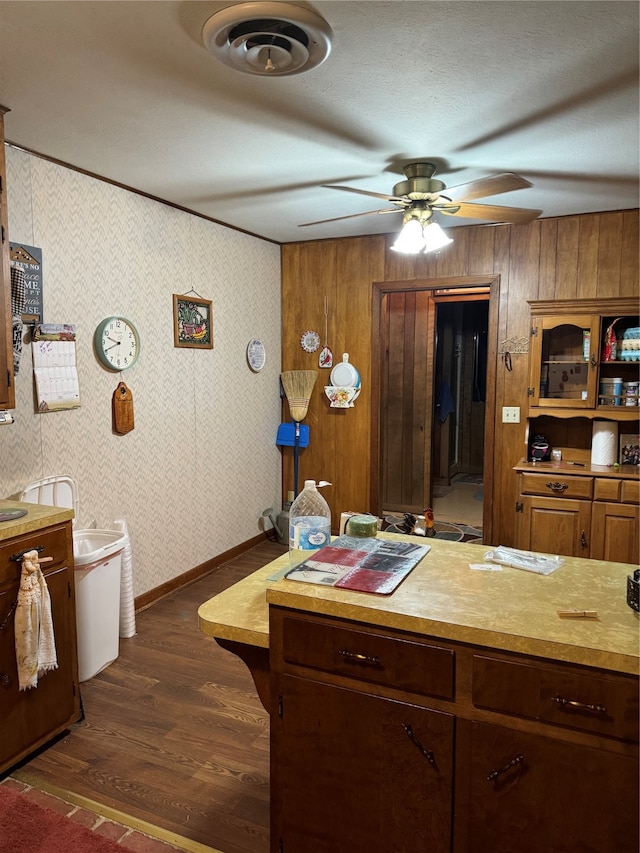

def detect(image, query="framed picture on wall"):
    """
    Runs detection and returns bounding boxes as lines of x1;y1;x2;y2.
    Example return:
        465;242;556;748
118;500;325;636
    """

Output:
172;294;214;349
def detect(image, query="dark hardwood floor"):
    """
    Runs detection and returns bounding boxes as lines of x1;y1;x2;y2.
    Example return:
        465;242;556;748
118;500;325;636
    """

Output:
14;540;287;853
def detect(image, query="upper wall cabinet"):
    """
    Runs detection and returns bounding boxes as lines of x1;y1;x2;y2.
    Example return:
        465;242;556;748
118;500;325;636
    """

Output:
528;298;640;421
0;106;14;410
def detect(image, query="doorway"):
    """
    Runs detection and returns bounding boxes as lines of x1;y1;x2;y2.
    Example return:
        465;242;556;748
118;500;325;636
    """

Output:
431;297;488;528
370;275;498;542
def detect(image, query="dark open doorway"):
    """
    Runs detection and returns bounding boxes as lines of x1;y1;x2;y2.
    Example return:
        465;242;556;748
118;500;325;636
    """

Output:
432;296;489;527
370;275;498;543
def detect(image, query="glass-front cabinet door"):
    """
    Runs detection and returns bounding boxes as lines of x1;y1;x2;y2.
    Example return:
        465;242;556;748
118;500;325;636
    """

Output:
528;315;599;408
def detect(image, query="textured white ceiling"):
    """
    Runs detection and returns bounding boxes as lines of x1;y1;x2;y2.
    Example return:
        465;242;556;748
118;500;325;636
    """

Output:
0;1;638;244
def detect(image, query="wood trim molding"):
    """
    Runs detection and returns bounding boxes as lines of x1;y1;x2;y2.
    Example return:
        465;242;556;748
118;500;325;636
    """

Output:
134;531;271;612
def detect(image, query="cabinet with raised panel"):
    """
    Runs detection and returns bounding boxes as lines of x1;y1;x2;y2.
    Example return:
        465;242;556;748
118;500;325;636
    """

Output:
514;465;639;562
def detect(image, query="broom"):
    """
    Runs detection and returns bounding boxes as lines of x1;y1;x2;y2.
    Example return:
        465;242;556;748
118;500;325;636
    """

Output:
281;370;318;496
280;370;318;422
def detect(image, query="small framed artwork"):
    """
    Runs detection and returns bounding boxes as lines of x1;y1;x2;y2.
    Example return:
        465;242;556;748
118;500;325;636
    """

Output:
173;294;213;349
619;434;640;466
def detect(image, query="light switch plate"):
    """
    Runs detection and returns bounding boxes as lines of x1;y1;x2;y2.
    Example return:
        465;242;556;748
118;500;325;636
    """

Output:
502;406;520;423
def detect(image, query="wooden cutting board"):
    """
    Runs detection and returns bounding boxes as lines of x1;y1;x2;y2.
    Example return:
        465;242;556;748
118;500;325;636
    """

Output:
112;381;134;434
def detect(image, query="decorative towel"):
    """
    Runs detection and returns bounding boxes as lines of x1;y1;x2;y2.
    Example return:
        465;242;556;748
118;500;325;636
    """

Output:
14;550;58;691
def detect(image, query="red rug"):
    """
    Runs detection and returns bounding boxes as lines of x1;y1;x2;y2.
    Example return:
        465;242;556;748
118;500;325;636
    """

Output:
0;785;134;853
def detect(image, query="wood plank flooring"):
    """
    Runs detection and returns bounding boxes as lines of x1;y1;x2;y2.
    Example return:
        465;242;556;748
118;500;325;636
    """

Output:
14;540;287;853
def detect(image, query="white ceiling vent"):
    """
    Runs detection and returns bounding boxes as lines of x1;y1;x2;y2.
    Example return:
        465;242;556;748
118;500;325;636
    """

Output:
202;2;333;76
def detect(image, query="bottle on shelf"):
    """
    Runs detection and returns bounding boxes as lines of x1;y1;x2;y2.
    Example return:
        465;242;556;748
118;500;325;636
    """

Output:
289;479;331;564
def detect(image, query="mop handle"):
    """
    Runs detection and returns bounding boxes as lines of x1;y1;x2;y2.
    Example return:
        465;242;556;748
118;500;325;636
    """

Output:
293;422;300;497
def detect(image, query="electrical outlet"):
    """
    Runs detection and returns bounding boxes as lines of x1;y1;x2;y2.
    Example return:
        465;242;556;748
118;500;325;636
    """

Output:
502;406;520;423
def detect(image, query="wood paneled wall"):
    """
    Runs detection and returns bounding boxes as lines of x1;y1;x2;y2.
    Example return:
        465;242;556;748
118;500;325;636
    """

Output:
281;211;639;546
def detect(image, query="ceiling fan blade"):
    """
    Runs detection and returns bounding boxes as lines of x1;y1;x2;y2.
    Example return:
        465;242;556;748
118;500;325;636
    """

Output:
299;207;402;227
324;185;406;204
439;201;542;224
444;173;533;203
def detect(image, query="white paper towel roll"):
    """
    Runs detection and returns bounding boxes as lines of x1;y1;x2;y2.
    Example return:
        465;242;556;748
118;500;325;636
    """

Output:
113;517;136;638
591;421;618;467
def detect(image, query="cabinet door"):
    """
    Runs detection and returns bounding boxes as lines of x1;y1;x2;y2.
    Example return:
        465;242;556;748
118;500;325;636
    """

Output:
466;721;639;853
271;675;454;853
591;501;640;563
529;315;599;408
517;496;592;558
0;565;79;772
0;108;14;410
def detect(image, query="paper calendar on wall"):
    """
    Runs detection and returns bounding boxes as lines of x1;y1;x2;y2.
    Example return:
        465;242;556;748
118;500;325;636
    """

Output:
32;324;81;412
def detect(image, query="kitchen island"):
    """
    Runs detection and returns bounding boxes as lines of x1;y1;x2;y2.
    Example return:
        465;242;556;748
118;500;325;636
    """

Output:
198;535;639;853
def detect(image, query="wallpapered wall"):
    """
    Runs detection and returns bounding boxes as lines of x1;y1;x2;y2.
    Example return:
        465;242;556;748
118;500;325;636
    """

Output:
1;146;282;596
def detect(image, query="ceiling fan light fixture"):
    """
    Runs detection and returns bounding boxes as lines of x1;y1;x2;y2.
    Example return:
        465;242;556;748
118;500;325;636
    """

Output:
390;218;426;254
423;221;453;253
202;3;333;77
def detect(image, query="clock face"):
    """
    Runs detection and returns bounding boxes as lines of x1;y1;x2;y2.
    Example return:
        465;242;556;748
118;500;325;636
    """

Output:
94;317;140;371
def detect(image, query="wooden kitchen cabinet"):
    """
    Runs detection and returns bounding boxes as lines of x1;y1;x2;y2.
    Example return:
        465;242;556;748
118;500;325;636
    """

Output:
514;465;640;562
269;607;639;853
0;105;14;410
273;675;454;853
465;721;638;853
0;518;81;774
528;298;640;420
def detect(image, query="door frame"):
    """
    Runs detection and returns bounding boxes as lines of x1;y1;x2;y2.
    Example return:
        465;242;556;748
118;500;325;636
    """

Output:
370;275;500;543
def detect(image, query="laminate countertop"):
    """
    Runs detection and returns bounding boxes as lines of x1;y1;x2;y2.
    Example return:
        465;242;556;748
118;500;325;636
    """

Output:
198;534;640;675
0;499;73;542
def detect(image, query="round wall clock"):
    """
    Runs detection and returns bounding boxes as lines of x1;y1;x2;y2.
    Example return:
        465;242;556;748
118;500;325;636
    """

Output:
94;316;141;371
247;338;266;372
301;330;321;353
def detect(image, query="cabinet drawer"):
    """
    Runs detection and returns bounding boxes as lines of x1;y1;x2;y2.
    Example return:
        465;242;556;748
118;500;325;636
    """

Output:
473;655;639;742
594;478;621;502
282;615;455;699
0;524;70;584
621;479;640;505
519;473;593;499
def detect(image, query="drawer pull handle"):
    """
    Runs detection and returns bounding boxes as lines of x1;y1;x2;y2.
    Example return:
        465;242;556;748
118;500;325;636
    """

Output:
338;649;380;666
551;695;606;714
546;481;568;493
402;723;435;764
580;530;588;550
0;673;10;688
487;753;525;782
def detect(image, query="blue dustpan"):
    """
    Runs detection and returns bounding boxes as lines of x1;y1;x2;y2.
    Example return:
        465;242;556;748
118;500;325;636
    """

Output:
276;422;309;447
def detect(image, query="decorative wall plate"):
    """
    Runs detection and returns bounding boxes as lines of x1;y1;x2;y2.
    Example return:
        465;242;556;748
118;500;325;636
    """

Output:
300;330;321;353
247;338;266;372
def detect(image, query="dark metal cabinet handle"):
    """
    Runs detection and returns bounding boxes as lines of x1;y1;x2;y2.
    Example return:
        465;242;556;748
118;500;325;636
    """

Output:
0;673;11;688
338;649;380;666
580;530;588;550
551;695;606;714
546;481;568;493
403;723;435;764
487;753;525;782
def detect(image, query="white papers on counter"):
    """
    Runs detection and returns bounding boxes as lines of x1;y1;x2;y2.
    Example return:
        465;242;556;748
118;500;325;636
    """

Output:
32;339;81;412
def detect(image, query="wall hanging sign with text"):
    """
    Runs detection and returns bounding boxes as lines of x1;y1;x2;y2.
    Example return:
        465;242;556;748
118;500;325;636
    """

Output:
10;243;43;323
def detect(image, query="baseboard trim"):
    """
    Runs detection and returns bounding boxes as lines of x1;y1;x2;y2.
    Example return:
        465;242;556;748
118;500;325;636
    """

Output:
134;532;270;613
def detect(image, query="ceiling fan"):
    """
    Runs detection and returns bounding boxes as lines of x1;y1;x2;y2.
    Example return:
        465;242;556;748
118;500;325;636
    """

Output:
299;162;542;232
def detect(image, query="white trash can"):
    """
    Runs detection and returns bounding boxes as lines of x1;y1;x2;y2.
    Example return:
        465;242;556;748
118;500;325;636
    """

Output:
19;476;131;682
73;530;128;682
